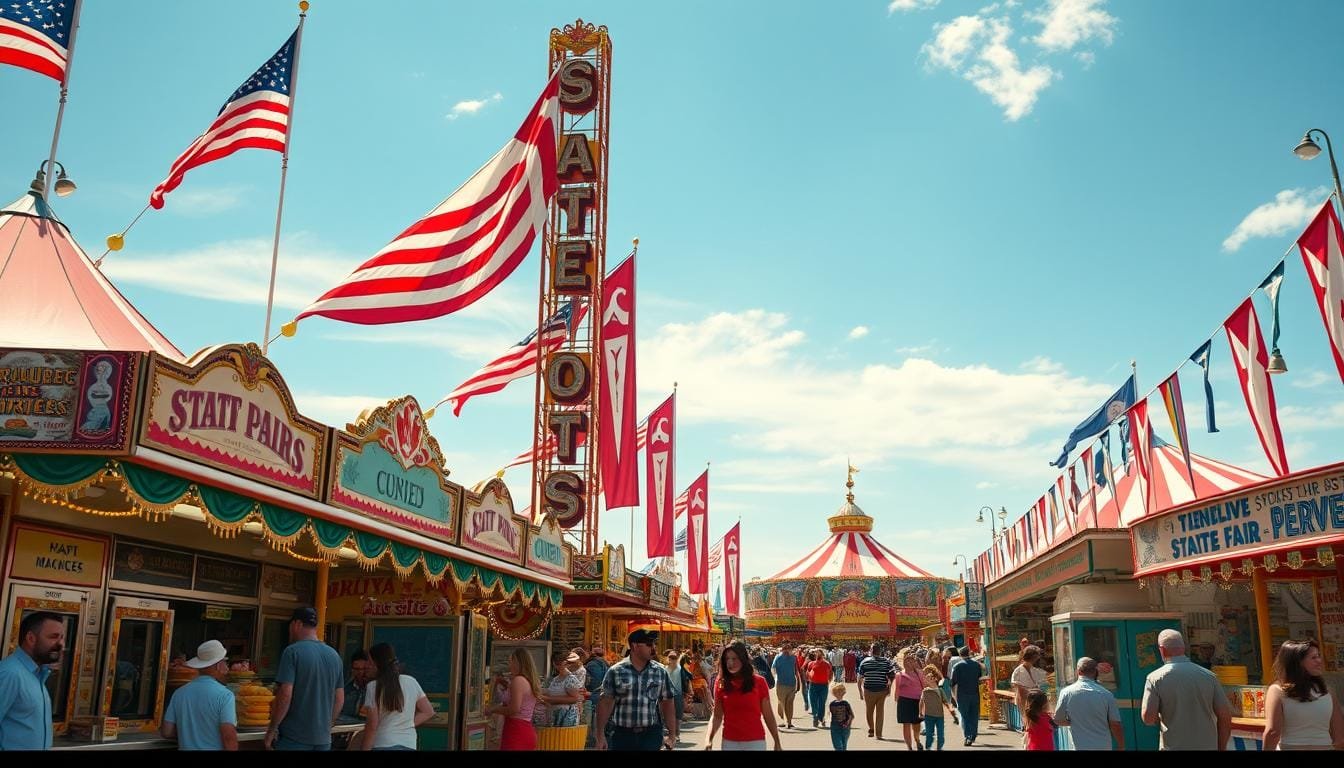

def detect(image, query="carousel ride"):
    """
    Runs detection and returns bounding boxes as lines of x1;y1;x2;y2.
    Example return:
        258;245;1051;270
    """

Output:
744;467;956;643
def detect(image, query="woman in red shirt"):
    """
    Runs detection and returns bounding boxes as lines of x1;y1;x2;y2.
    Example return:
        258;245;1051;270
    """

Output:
1023;689;1056;751
807;650;834;727
704;641;783;751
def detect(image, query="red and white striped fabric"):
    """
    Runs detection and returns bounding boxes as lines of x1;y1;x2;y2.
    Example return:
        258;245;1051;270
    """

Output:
0;0;77;83
150;30;298;209
708;538;723;569
295;74;559;325
436;302;585;417
1296;200;1344;385
503;416;644;472
1225;298;1290;476
768;529;934;580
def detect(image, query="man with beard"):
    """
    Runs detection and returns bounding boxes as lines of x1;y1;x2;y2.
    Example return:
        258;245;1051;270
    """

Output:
0;611;65;749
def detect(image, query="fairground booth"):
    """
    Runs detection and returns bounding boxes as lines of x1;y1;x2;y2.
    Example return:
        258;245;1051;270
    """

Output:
0;184;569;751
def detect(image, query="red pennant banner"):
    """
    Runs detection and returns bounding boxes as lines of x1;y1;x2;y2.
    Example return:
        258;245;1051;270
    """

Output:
598;253;639;508
685;470;709;594
723;522;741;616
645;393;676;557
1225;298;1290;476
1296;201;1344;386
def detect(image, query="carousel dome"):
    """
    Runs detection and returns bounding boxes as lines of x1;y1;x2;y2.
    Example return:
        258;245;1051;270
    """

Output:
744;466;952;642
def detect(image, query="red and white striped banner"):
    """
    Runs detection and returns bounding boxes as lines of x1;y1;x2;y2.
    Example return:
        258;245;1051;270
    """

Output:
598;253;639;508
1225;298;1290;476
1126;398;1153;514
1296;200;1344;386
645;393;676;558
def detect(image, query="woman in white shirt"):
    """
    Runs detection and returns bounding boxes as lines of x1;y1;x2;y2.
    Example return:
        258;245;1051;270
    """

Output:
360;642;436;750
1263;639;1344;750
1010;645;1049;715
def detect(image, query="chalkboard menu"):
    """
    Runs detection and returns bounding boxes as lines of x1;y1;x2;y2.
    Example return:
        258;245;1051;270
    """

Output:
369;621;459;695
550;613;585;653
194;556;259;598
111;542;194;589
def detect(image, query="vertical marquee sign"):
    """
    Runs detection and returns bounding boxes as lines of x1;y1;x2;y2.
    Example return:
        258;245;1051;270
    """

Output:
533;19;611;554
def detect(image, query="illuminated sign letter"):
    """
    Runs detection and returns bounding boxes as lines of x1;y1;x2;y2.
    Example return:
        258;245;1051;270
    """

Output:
559;59;598;114
556;186;595;235
547;411;588;464
557;134;597;182
552;241;593;294
546;353;590;405
544;471;585;527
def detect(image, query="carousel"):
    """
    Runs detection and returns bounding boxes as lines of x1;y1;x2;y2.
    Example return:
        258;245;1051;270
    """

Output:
744;468;956;644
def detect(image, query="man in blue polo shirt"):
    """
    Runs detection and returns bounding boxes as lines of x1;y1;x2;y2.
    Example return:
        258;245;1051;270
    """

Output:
265;607;343;751
0;611;65;750
162;639;238;750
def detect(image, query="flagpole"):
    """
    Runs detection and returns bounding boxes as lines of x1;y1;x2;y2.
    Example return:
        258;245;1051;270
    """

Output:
262;2;309;355
42;0;84;201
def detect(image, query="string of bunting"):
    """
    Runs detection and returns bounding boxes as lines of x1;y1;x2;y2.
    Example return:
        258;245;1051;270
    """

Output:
1136;545;1337;591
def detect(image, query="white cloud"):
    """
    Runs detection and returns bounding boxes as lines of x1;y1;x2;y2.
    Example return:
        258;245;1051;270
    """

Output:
292;392;398;429
1075;51;1096;68
101;234;355;311
889;0;940;12
965;19;1057;121
638;310;1114;479
162;186;248;216
848;325;870;340
976;481;999;489
1276;403;1344;432
447;92;503;120
923;17;1055;121
923;15;986;70
1222;187;1330;252
1289;370;1333;389
895;340;940;356
1029;0;1117;52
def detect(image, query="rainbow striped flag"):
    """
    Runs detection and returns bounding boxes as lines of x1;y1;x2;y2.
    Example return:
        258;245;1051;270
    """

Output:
1158;372;1196;492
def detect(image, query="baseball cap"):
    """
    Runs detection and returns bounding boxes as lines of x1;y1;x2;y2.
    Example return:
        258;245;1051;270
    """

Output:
628;628;659;645
291;606;318;626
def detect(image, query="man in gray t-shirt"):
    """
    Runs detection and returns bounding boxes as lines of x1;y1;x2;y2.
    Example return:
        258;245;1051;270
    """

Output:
265;607;344;751
1054;657;1123;750
1140;629;1231;751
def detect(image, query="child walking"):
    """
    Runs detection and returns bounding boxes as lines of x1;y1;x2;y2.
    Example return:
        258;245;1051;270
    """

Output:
1023;689;1057;751
827;683;855;751
919;665;952;751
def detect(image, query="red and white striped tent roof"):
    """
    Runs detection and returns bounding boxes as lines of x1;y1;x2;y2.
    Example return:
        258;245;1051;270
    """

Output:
0;187;181;358
766;498;934;580
981;439;1268;583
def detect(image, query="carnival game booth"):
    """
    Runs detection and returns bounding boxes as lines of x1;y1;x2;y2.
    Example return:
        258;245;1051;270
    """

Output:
1128;460;1344;750
974;440;1267;749
744;477;955;645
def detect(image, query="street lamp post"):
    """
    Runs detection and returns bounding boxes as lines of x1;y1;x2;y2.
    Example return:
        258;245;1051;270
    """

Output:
952;554;969;583
1294;129;1344;205
977;504;1008;727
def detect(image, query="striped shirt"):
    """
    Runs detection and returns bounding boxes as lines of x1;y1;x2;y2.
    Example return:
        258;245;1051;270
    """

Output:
600;658;674;729
858;656;893;691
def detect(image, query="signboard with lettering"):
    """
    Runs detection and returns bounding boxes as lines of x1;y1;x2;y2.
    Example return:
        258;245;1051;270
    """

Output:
325;574;456;620
951;583;987;622
524;515;572;580
1132;463;1344;576
605;545;627;591
986;541;1092;606
193;555;258;598
111;541;194;590
139;343;328;498
6;524;108;588
459;478;525;565
0;348;139;453
327;396;460;543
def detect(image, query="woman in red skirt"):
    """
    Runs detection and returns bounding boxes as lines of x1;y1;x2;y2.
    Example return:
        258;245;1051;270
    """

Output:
492;648;541;750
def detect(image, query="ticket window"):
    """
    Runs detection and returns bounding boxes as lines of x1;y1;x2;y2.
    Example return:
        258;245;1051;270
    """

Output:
100;596;173;732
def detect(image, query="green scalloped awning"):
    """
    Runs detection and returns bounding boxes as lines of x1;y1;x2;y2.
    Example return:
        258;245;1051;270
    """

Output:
311;518;351;550
354;530;389;560
121;462;191;505
391;542;421;570
196;483;254;524
260;503;307;539
11;453;106;486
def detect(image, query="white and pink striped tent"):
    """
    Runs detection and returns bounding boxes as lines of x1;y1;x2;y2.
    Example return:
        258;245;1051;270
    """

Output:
978;440;1267;584
767;514;933;580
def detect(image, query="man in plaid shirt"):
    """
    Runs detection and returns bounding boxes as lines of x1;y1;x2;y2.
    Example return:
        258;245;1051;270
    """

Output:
594;629;677;750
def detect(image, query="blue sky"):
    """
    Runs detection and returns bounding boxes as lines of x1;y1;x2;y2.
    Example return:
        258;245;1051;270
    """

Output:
4;0;1344;590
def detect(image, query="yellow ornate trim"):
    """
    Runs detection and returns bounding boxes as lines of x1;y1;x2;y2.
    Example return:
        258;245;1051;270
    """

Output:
550;18;608;55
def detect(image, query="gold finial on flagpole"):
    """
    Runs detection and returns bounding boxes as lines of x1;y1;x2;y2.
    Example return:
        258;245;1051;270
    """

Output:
846;459;859;503
299;1;310;12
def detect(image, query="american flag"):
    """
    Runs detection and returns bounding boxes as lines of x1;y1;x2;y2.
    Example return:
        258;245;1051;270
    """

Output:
708;537;723;569
437;302;584;417
672;485;689;521
0;0;76;83
674;526;687;552
149;30;297;210
294;75;560;326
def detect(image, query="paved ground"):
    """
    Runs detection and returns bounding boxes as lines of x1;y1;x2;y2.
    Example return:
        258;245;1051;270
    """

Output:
669;713;1021;752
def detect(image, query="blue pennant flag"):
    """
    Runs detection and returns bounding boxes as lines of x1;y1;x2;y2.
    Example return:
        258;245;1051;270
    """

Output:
1094;431;1110;488
1189;340;1219;433
1051;375;1135;467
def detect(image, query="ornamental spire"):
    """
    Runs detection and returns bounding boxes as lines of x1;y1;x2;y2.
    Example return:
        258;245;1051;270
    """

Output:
846;459;859;504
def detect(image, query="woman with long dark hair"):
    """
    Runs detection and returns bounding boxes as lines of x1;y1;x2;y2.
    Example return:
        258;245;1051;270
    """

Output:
359;643;435;750
1263;639;1344;750
703;641;782;751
